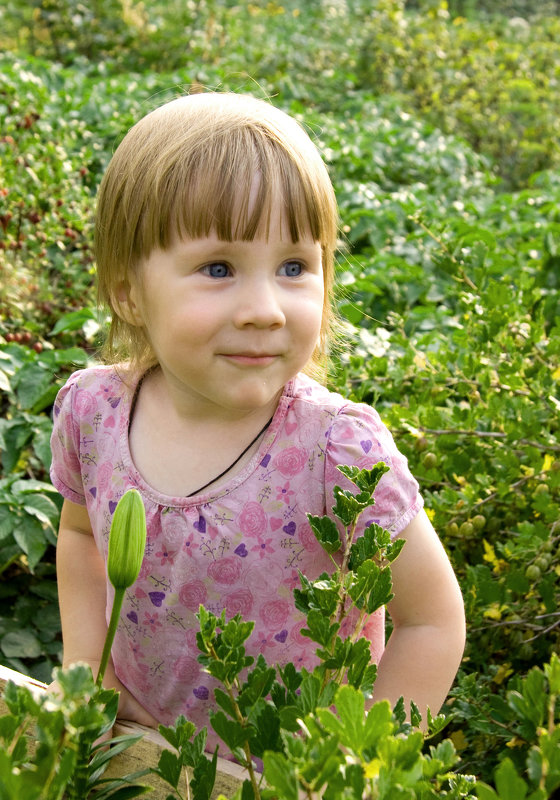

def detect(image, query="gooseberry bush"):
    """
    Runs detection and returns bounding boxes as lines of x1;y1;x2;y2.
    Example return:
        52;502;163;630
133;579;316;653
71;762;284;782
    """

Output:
0;473;475;800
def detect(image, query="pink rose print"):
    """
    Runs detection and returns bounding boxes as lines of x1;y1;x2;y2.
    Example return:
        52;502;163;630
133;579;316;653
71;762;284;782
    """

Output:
207;556;242;585
61;448;81;478
97;461;115;493
238;501;267;537
290;622;309;648
161;512;187;549
273;447;307;477
259;599;290;628
298;521;323;552
371;481;404;516
179;580;208;610
173;655;200;684
242;563;283;593
74;389;96;416
224;588;254;618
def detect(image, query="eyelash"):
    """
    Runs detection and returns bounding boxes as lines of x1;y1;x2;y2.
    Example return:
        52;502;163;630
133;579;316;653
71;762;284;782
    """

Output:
201;260;305;278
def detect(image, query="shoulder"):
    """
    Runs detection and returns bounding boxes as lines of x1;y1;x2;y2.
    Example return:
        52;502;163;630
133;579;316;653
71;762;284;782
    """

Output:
286;373;384;431
53;364;135;419
289;377;424;536
287;373;347;408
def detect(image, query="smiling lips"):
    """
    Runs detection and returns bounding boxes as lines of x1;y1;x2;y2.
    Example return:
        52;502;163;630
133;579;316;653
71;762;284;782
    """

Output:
221;352;279;366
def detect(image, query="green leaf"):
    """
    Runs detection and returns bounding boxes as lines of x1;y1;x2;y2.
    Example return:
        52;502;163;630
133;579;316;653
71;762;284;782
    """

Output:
348;523;385;569
494;758;527;800
13;516;48;570
306;514;341;554
91;781;152;800
50;307;97;335
0;503;14;543
0;367;11;393
248;702;281;756
23;493;60;530
337;462;390;495
209;711;251;750
334;684;366;751
214;688;236;717
1;420;32;473
297;673;322;715
346;638;374;689
152;749;182;790
544;652;560;694
300;608;339;648
1;629;43;658
190;746;218;800
14;362;57;412
221;616;254;649
363;700;395;750
53;663;95;698
332;485;370;527
278;661;303;695
263;752;298;800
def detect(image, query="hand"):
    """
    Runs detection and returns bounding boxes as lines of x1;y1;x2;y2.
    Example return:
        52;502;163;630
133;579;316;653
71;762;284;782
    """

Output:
109;674;159;729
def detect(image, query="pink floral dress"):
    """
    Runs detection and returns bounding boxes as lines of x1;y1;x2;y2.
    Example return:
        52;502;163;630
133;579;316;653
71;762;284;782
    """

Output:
50;366;422;749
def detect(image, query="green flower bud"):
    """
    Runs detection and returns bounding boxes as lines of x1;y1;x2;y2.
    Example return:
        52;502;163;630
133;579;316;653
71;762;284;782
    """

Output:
107;489;147;590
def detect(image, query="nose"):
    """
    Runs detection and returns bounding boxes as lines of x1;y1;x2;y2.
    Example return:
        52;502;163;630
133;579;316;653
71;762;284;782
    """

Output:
232;278;286;329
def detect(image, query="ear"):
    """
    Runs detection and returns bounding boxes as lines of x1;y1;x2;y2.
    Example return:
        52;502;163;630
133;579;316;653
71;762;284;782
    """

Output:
111;279;144;327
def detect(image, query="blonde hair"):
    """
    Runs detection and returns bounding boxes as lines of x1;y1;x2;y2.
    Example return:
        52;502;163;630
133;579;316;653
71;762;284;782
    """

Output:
95;92;339;380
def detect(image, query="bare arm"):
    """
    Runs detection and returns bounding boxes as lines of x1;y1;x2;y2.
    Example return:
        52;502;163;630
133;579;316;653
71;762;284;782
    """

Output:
370;509;466;724
55;499;157;727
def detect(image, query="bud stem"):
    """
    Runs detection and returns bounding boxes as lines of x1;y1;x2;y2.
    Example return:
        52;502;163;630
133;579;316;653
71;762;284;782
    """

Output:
96;587;125;688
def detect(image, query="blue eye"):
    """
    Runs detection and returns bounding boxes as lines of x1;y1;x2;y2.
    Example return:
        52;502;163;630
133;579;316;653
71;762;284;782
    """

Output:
204;262;230;278
281;261;303;277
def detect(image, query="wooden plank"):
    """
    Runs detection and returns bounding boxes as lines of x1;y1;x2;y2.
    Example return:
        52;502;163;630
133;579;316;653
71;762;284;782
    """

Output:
0;664;245;799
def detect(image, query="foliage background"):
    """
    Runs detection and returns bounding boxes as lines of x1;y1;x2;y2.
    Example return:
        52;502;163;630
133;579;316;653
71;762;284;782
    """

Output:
0;0;559;790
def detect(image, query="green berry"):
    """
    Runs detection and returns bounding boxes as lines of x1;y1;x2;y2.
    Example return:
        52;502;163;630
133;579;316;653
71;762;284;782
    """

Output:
534;556;550;571
525;564;541;582
423;452;438;469
446;522;459;537
472;514;486;531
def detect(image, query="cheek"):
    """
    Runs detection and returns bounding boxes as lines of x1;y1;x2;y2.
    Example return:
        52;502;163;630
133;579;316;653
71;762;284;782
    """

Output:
296;298;324;353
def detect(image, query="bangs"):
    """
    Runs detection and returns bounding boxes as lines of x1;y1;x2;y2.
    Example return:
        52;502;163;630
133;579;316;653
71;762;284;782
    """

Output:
137;127;335;256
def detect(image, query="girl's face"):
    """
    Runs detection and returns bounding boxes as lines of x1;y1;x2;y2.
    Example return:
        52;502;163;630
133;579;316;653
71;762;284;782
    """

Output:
122;209;324;421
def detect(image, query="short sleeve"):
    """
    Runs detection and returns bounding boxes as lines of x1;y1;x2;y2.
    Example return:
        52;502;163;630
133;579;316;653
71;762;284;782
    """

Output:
50;371;87;505
325;402;423;538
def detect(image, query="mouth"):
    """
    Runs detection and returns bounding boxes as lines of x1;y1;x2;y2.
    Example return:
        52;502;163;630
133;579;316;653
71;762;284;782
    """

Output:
221;353;279;366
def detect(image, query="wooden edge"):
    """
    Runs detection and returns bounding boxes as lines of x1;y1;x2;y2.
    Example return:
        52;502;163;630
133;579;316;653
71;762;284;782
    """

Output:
0;664;245;799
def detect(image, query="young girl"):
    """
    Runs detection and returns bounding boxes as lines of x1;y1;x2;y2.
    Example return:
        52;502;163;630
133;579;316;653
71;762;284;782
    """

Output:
50;92;465;749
